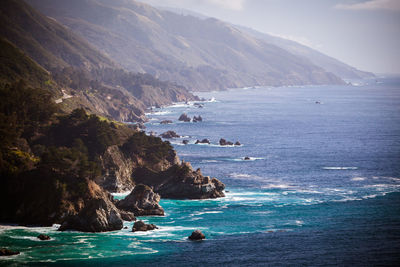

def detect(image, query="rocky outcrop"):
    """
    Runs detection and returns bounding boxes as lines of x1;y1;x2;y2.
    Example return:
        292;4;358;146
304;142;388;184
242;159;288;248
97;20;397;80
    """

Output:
178;113;191;122
58;181;123;232
193;115;202;122
219;138;241;146
160;120;173;124
37;234;50;240
133;162;225;199
116;184;164;216
244;157;250;160
195;139;210;144
160;131;180;139
219;138;233;146
182;140;189;145
98;145;135;193
119;210;136;221
188;230;205;240
0;248;20;256
132;220;158;232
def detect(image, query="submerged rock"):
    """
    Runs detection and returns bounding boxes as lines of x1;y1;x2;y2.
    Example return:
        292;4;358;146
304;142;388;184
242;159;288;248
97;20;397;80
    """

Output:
0;248;20;256
182;140;189;145
193;115;202;122
160;131;180;139
160;120;173;124
244;157;250;160
37;234;50;240
178;113;191;122
116;184;164;216
188;230;205;240
132;220;158;232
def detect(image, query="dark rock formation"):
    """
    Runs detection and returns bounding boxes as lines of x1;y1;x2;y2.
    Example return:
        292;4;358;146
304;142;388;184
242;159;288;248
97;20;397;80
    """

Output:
195;139;210;144
188;230;205;240
97;145;135;193
37;234;50;240
132;220;158;232
193;115;202;122
119;210;136;221
178;113;191;122
244;157;250;160
160;131;180;139
194;103;204;108
116;184;164;216
182;140;189;145
160;120;173;124
133;162;225;199
219;139;241;146
219;138;233;146
0;248;20;256
58;181;123;232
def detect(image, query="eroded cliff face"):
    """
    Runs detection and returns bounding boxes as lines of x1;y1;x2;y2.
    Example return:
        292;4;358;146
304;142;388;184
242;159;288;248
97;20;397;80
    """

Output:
97;145;135;193
58;181;123;232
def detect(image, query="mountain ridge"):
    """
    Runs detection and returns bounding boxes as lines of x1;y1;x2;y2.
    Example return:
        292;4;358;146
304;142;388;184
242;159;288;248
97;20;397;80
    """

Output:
28;0;346;91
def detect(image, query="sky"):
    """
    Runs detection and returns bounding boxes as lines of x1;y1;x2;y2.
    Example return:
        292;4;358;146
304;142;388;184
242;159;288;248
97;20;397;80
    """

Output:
139;0;400;74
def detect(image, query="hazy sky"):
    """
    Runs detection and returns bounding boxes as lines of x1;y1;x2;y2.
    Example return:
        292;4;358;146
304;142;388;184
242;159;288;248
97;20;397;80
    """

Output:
139;0;400;74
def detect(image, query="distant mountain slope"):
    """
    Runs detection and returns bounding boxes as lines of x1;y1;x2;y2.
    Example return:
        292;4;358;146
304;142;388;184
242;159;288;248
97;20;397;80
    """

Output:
236;26;374;80
28;0;345;91
0;0;196;122
0;0;115;71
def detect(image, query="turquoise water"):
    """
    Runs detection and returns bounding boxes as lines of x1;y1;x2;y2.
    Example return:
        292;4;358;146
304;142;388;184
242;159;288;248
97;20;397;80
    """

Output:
1;77;400;266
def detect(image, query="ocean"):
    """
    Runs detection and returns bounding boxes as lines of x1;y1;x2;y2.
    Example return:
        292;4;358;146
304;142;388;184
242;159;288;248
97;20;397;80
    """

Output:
1;77;400;266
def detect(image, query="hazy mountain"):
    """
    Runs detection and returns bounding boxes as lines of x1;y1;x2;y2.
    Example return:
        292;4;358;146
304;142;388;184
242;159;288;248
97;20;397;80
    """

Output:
28;0;345;91
158;7;374;80
235;26;374;80
0;0;196;122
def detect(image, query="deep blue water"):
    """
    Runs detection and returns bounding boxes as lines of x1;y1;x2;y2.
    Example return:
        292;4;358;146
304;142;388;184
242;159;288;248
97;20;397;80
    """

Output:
1;77;400;266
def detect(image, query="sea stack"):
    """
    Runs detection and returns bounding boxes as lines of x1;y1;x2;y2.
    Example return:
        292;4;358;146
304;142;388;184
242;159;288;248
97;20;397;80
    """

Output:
188;230;205;240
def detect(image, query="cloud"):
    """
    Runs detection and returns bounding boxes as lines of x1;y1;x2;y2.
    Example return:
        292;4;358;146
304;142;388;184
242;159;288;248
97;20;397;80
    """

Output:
141;0;247;11
200;0;246;10
335;0;400;11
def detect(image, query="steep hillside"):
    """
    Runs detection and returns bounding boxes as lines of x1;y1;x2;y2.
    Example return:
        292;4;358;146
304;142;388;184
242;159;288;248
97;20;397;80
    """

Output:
28;0;345;91
0;0;196;122
0;0;114;71
0;38;50;88
0;84;224;230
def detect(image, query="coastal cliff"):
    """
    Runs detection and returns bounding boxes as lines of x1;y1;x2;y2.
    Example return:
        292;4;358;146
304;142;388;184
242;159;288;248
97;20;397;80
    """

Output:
0;83;224;232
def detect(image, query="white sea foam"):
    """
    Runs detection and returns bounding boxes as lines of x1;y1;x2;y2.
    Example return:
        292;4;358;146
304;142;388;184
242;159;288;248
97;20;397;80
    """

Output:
191;211;223;216
111;191;131;197
229;173;262;180
145;110;171;116
351;177;366;181
323;167;358;170
261;184;294;189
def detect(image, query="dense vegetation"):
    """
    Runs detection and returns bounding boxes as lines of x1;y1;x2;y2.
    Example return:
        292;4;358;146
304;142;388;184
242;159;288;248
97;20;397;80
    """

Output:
0;81;177;225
